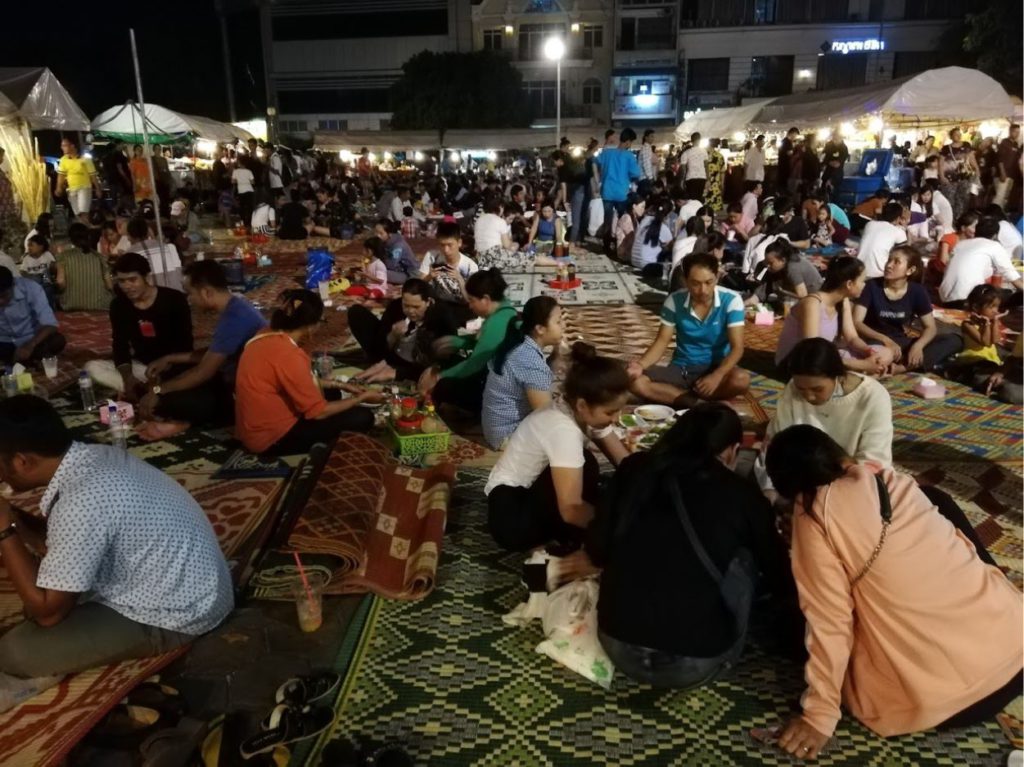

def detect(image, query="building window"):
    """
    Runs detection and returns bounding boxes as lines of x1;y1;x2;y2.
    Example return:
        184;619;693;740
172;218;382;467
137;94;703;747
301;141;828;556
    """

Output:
582;78;602;105
280;120;309;133
582;24;603;49
753;0;776;23
523;80;559;118
519;23;565;60
748;55;793;96
483;28;503;50
525;0;561;11
612;73;676;119
687;58;730;92
317;119;342;131
816;54;867;90
619;15;675;50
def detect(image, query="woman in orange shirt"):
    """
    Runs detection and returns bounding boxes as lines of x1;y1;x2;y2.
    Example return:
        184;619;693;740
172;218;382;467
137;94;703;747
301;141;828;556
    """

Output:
234;289;381;455
926;210;978;289
764;425;1022;761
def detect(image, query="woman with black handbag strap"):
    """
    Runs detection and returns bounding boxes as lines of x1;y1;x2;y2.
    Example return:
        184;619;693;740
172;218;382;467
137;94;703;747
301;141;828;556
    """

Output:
585;404;801;689
765;425;1022;762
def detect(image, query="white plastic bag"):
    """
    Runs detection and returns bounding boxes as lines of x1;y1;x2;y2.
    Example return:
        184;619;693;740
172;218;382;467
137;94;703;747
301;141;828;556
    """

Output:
503;564;614;689
587;198;605;237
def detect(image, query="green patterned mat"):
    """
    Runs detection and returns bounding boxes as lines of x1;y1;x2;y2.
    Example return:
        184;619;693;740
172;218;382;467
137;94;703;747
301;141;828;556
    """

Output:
295;468;1017;767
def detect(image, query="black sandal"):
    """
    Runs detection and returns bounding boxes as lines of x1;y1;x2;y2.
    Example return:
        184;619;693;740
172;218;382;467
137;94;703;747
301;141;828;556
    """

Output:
274;671;341;707
240;704;334;759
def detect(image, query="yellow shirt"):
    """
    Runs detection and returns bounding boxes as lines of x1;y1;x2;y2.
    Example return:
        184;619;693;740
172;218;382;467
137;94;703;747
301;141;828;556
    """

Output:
58;155;96;191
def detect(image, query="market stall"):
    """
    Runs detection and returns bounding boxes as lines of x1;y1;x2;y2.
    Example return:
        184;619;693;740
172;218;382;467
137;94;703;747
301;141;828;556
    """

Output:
0;67;90;224
675;99;776;143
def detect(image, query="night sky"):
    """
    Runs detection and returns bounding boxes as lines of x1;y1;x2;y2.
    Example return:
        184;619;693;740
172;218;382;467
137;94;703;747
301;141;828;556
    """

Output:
3;1;265;127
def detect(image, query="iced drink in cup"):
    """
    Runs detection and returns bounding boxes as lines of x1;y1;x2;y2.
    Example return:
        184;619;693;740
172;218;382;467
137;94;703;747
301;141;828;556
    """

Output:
42;357;59;379
291;572;324;633
318;281;331;300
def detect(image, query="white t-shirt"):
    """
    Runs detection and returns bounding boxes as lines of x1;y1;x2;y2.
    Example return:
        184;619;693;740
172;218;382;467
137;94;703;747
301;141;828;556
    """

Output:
485;403;611;495
474;213;511;254
680;146;708;180
232;168;255;194
741;191;759;222
744;146;765;181
268;153;284;189
631;215;672;269
940;237;1022;303
678;200;702;226
671;235;699;268
21;250;56;278
997;220;1023;259
931;189;954;234
857;220;907;279
391;196;407;222
251;203;276;233
743;233;789;275
419;252;479;303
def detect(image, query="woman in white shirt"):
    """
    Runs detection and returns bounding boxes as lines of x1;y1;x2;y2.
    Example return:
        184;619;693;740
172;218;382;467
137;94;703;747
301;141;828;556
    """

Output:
767;337;893;466
631;198;674;271
475;196;523;271
486;343;630;552
231;158;256;229
670;214;706;269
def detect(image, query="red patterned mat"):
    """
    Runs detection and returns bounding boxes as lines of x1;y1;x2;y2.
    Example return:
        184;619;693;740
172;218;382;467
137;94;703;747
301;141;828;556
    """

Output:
253;433;455;602
0;469;285;767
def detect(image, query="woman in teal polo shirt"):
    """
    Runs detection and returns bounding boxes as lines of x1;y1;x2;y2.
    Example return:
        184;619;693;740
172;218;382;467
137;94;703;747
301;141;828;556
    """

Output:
628;252;751;408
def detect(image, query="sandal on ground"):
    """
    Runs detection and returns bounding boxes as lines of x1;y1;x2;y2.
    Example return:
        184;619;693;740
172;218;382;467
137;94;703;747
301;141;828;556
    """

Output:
84;703;166;751
320;738;413;767
240;704;334;760
125;681;188;724
274;671;341;708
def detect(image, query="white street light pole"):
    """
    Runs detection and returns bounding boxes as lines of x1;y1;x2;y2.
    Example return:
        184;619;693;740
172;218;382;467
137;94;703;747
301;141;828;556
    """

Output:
543;37;566;149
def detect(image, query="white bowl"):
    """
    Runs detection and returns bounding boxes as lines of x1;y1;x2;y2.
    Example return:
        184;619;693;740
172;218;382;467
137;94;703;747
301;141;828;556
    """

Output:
634;404;675;423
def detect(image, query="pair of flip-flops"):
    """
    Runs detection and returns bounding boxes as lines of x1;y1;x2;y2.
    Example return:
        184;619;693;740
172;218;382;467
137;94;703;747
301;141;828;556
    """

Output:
84;681;187;752
239;671;341;760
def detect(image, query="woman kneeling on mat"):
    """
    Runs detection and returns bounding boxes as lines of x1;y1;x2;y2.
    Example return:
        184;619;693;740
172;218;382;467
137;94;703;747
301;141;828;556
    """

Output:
587;404;799;689
235;289;384;456
763;426;1022;761
485;343;630;552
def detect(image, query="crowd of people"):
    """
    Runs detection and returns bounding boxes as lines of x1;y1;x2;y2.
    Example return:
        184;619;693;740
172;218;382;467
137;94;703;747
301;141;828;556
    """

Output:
0;123;1020;762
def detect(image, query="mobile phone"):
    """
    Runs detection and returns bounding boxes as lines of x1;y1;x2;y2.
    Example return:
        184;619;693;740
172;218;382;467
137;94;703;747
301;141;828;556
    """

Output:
522;562;549;593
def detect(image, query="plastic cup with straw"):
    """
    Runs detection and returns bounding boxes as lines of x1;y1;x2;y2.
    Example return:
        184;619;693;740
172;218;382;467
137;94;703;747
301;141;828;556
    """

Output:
291;551;323;633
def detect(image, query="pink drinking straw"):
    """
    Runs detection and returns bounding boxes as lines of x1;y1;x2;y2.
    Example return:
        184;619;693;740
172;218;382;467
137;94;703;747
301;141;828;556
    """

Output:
292;551;316;608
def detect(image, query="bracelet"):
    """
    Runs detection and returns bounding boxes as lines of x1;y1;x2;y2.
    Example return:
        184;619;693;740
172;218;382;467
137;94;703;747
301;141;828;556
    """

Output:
0;523;17;543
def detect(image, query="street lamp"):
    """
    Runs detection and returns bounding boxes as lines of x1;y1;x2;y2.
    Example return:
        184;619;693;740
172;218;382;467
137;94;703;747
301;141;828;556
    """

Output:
544;37;566;149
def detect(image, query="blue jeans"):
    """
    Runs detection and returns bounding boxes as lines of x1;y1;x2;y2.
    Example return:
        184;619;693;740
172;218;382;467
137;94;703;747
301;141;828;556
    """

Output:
599;630;733;690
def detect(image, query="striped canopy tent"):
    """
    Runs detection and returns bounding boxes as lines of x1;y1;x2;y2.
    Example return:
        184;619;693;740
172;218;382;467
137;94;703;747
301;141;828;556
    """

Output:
91;102;252;144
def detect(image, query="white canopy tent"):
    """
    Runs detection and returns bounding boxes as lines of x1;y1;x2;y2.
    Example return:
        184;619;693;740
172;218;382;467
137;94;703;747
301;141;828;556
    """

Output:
749;67;1016;129
91;102;252;144
675;99;775;142
0;67;90;131
0;68;90;223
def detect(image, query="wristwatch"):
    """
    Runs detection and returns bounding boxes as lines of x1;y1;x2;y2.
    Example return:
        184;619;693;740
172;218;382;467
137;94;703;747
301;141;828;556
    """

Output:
0;523;17;543
151;386;162;395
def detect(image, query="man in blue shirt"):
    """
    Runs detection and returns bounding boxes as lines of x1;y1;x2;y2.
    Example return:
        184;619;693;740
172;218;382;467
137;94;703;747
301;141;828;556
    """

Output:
136;260;267;440
596;128;641;255
627;252;750;407
0;266;65;368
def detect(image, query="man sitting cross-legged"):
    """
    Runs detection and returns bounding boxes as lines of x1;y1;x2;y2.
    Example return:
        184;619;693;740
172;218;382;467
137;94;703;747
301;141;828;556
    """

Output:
135;260;267;441
84;253;193;402
0;396;232;711
628;252;750;408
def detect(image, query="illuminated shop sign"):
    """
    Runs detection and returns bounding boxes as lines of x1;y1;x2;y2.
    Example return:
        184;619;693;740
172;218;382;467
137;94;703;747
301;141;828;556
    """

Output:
831;39;885;54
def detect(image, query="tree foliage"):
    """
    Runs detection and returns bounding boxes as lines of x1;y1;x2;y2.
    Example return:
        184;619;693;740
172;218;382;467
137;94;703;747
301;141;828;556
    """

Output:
964;0;1023;96
389;50;533;140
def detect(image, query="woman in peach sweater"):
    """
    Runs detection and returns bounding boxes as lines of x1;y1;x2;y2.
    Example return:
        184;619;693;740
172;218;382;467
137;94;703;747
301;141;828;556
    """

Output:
765;425;1023;761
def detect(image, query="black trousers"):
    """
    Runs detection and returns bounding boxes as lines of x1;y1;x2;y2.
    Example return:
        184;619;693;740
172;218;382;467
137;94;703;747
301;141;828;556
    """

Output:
918;484;995;566
895;332;964;372
487;451;600;551
237;191;255;227
432;370;488;416
155;376;234;427
0;332;67;367
684;178;706;203
263;407;374;457
347;305;426;382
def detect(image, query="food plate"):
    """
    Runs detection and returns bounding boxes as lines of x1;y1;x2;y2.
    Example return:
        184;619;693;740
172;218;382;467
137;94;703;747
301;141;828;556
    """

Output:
634;404;675;422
